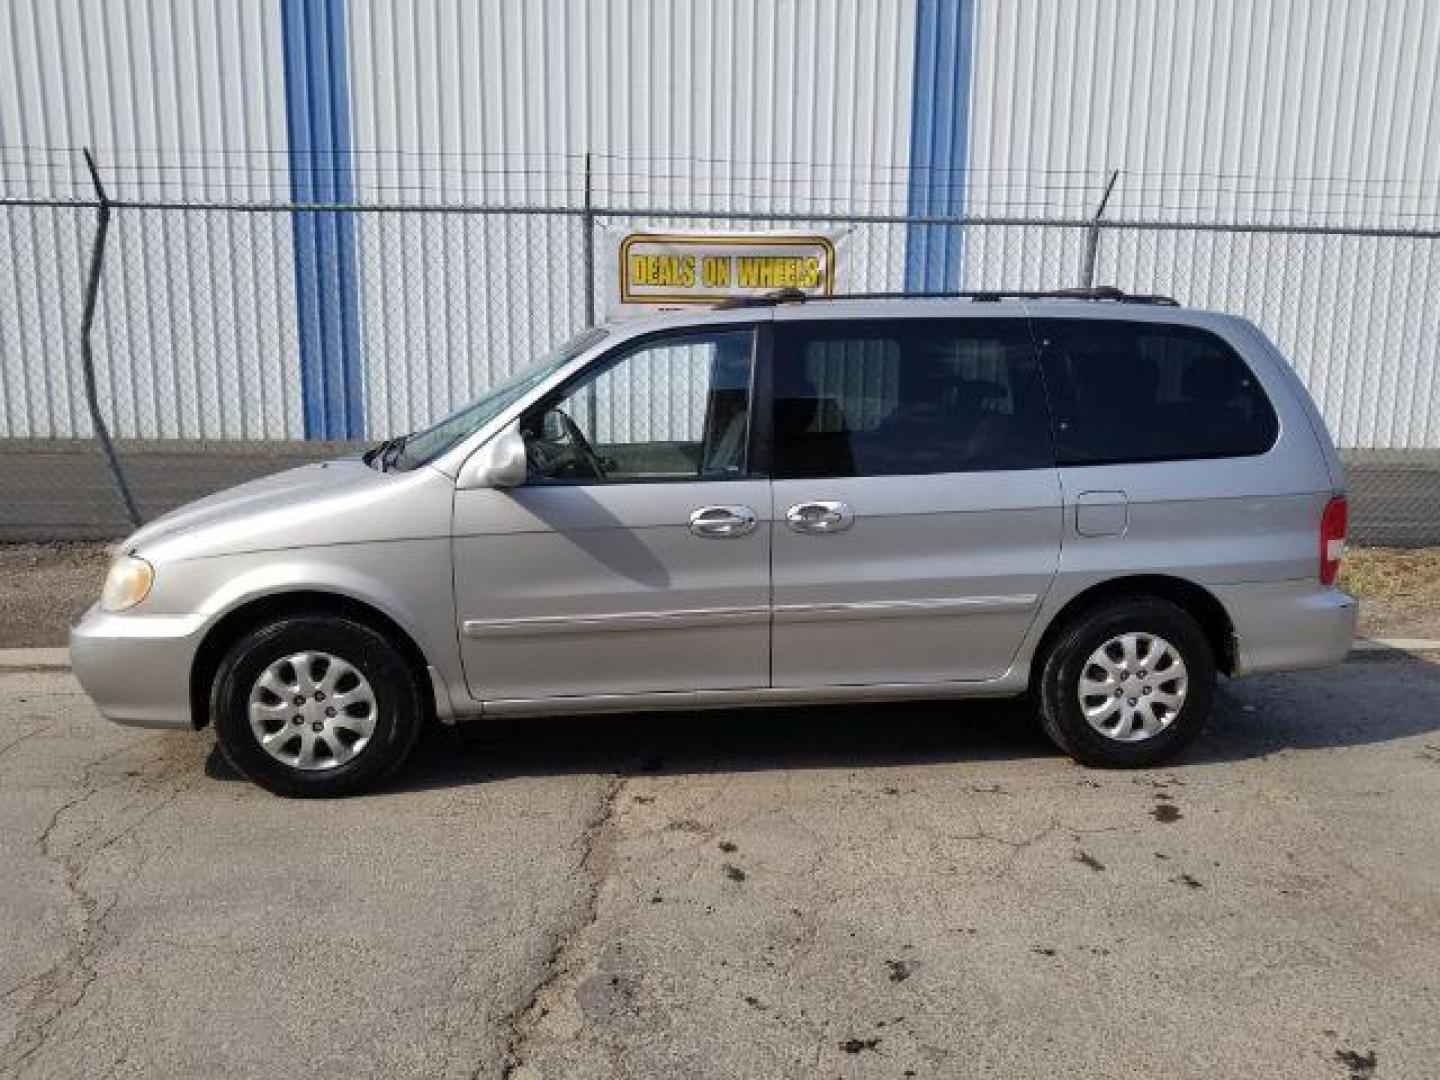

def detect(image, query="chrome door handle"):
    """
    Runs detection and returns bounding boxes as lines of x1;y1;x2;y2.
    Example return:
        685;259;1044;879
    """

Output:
785;500;855;534
689;505;759;538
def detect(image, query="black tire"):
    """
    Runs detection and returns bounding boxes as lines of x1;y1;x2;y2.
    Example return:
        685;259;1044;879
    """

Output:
211;614;425;797
1035;597;1215;768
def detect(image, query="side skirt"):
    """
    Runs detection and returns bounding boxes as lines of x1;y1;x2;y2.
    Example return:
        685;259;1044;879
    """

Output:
468;675;1029;720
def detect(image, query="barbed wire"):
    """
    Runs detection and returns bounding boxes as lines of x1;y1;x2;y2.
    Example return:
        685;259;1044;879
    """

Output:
3;146;1439;231
5;143;1440;188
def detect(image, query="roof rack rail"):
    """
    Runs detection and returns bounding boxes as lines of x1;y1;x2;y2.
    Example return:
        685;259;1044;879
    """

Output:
712;285;1179;308
713;287;810;309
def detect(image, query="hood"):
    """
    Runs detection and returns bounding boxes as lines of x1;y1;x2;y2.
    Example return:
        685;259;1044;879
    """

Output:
126;457;454;562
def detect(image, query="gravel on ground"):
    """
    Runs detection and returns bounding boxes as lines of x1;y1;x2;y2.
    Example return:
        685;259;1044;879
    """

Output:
0;544;110;649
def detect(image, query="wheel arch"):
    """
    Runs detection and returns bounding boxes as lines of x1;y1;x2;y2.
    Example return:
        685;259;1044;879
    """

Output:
188;590;434;730
1030;575;1238;685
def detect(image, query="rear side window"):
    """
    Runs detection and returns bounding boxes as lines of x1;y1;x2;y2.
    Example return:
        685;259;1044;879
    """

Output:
1037;319;1279;465
771;319;1051;479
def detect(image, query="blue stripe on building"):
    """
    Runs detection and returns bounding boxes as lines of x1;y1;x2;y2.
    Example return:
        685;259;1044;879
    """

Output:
905;0;978;292
281;0;363;439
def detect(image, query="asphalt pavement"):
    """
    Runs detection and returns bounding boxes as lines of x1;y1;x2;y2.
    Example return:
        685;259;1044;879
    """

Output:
3;654;1439;1079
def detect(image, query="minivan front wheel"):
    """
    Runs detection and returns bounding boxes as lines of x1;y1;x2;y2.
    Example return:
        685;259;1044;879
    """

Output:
211;615;424;796
1036;598;1215;768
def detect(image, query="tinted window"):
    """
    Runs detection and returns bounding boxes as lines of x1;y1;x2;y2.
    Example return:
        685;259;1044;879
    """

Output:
771;319;1051;479
1038;320;1278;464
525;329;754;483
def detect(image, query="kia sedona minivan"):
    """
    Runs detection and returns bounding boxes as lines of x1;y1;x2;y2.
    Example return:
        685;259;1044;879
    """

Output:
71;289;1356;796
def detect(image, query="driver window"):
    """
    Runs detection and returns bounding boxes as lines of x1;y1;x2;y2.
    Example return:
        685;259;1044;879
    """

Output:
523;328;755;483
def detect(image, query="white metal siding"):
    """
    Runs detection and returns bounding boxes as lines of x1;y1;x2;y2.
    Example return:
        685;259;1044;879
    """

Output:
346;0;917;209
3;0;1440;448
965;0;1440;448
969;0;1440;223
0;0;300;439
345;0;918;436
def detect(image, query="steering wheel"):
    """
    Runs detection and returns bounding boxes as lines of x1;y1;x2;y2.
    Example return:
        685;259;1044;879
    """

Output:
528;408;608;481
556;410;608;479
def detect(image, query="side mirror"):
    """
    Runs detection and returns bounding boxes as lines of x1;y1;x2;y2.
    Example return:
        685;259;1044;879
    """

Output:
457;421;528;489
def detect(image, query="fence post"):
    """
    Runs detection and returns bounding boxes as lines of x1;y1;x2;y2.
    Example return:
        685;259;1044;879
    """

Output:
580;152;599;424
1079;168;1120;287
581;151;597;326
80;148;142;529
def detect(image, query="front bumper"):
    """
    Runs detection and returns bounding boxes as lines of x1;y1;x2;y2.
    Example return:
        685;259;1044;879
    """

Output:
69;604;208;729
1215;582;1358;677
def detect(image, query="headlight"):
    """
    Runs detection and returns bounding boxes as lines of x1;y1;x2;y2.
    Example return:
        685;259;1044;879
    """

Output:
101;555;155;613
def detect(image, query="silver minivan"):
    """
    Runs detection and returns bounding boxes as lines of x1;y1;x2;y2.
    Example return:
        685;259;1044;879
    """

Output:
71;291;1356;796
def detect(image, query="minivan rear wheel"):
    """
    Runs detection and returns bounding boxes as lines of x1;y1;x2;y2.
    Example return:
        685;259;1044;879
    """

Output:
211;615;424;797
1036;597;1215;768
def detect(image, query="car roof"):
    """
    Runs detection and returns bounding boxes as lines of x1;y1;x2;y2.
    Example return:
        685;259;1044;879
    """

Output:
601;294;1242;335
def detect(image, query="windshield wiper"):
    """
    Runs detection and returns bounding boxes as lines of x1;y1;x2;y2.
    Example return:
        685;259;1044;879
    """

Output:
380;434;409;472
365;435;409;472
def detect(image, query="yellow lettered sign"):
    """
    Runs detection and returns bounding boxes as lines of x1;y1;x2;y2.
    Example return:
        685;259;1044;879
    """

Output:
613;231;840;310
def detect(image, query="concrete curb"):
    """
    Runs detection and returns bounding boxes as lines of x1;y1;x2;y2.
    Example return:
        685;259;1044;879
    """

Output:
0;647;71;672
2;640;1437;675
1349;638;1440;653
0;648;70;673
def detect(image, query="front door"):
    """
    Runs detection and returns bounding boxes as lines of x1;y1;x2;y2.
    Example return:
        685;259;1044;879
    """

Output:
766;314;1063;687
453;325;770;702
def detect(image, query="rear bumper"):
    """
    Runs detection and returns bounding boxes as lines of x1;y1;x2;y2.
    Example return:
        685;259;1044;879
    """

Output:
69;605;207;729
1216;582;1357;676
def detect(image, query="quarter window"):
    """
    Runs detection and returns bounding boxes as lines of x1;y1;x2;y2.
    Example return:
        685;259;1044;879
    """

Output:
524;329;755;483
1037;320;1279;464
771;319;1052;479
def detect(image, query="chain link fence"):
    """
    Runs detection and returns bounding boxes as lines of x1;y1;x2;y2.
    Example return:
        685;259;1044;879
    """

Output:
2;160;1438;545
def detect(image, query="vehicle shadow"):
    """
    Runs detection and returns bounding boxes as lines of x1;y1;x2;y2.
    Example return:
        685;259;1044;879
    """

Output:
204;698;1059;788
1185;648;1440;765
202;652;1440;792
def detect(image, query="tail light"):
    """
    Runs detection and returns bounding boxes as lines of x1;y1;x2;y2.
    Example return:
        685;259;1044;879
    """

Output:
1320;496;1348;585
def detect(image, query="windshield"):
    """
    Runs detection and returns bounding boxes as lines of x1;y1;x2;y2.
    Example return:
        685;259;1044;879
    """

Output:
384;327;608;471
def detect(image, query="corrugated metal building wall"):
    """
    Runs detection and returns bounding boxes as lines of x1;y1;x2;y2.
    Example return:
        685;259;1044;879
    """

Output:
344;0;921;437
0;0;301;439
962;0;1440;451
2;0;1438;447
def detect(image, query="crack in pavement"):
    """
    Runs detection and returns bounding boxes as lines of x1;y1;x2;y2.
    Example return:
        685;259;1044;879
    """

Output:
1;752;116;1075
0;723;51;761
495;774;627;1080
0;744;195;1077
